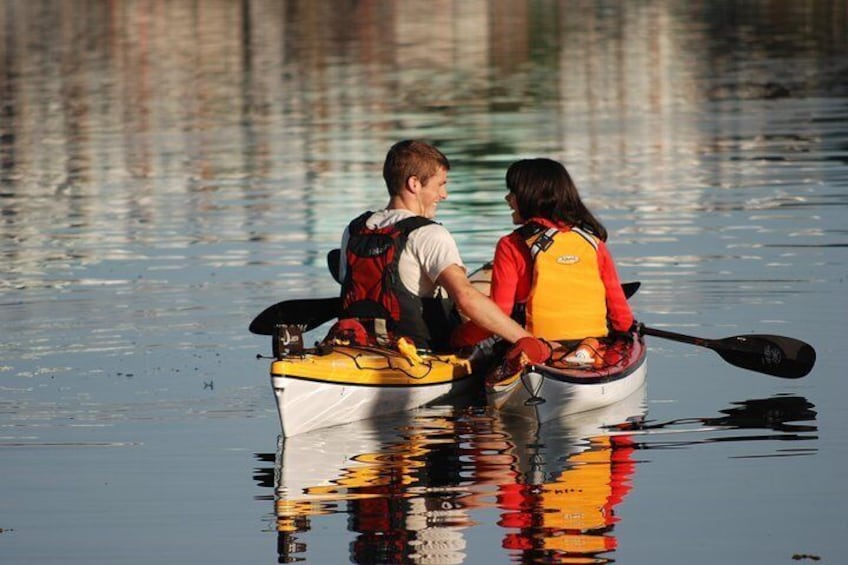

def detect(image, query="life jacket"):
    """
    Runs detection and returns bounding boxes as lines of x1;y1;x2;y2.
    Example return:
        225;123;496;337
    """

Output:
518;221;609;340
340;211;459;351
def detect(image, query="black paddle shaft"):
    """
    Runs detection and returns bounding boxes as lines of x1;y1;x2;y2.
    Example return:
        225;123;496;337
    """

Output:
640;325;816;379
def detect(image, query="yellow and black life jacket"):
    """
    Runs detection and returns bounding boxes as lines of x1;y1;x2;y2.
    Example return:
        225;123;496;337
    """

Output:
518;222;608;341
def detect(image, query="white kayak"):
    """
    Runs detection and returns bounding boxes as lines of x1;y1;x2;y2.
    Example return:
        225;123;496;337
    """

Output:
486;329;648;423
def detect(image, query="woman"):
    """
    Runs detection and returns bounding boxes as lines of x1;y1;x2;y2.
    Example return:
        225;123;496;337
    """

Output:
452;158;633;349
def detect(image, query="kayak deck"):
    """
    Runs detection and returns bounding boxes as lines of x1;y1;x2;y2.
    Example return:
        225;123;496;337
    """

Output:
271;345;475;386
270;343;491;437
487;331;648;421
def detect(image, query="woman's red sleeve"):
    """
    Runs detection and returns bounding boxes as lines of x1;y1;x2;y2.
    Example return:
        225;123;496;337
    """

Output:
490;234;531;316
597;241;634;332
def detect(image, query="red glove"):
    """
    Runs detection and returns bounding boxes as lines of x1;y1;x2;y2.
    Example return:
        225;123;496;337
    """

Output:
505;337;552;374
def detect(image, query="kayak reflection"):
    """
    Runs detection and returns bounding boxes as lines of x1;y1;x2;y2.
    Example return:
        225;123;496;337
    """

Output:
261;392;816;563
272;409;476;564
482;385;648;564
268;387;648;564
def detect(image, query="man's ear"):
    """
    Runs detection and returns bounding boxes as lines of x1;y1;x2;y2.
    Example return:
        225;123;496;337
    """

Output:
405;175;421;194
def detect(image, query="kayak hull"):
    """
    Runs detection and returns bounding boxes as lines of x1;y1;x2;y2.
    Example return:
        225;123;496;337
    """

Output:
270;345;486;437
487;331;647;422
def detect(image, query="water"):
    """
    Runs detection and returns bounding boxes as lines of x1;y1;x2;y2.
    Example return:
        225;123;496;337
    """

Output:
1;1;845;563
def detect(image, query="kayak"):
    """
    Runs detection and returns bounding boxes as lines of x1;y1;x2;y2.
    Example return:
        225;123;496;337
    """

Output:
264;261;498;438
256;249;812;438
269;337;493;437
469;259;647;421
257;258;643;437
486;329;647;423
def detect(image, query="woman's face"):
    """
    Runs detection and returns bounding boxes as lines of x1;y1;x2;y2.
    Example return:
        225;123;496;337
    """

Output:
505;191;524;224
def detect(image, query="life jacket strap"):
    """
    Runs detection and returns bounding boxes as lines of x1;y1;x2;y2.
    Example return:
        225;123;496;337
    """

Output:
528;227;559;259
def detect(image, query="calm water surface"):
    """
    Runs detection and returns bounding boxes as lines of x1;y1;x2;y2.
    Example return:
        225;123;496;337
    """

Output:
1;1;845;564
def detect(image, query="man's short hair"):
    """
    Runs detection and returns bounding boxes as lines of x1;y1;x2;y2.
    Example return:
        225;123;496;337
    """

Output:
383;140;450;196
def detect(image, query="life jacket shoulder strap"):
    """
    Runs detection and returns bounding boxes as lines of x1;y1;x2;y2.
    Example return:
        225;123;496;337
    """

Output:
348;212;434;236
516;221;560;260
347;211;374;236
393;215;436;234
517;222;601;258
571;225;600;250
515;221;546;240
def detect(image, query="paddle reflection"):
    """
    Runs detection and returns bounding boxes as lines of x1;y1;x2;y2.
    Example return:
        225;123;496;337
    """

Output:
614;394;818;453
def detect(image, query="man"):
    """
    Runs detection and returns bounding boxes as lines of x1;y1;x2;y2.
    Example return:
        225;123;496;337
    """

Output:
337;139;548;366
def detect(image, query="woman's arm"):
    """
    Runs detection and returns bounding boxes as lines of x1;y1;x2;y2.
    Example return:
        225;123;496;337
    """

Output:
598;242;634;332
490;234;530;316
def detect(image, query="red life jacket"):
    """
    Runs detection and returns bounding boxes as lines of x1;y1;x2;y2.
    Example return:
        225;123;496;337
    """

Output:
340;212;459;351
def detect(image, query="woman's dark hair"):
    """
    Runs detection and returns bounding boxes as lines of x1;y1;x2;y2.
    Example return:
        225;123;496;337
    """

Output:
506;158;607;241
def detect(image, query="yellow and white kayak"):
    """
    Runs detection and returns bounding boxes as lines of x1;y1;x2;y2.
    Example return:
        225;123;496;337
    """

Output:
271;343;491;437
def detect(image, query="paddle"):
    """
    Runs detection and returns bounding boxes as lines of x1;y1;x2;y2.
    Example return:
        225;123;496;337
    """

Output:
255;250;815;379
622;281;640;299
639;325;815;379
249;297;341;335
327;248;342;283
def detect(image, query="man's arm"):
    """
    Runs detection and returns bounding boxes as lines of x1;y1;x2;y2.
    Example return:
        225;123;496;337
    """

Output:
437;264;531;344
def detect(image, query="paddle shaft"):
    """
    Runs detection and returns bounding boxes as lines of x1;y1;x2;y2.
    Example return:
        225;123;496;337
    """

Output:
640;326;716;348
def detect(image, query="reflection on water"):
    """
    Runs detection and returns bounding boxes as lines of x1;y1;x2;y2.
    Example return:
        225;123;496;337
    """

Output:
615;394;818;455
486;390;648;565
0;0;843;392
2;0;845;327
254;392;816;563
1;1;843;562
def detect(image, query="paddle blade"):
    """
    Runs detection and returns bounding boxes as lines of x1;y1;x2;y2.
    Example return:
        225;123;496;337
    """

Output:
327;248;342;283
641;325;816;379
713;334;816;379
249;297;341;335
622;281;640;299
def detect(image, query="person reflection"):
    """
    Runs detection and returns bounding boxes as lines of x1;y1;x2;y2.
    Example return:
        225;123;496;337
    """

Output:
481;387;647;564
348;425;472;564
496;433;637;564
272;413;477;564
